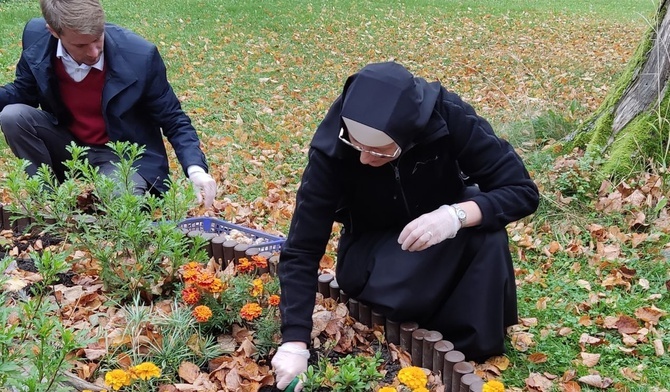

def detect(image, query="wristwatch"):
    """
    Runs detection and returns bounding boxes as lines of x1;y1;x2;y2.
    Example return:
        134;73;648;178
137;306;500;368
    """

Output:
452;204;467;225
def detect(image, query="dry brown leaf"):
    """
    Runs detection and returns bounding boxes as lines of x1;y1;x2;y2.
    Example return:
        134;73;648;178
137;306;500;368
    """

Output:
635;305;667;325
560;380;582;392
577;374;613;389
615;315;640;334
486;355;510;371
528;352;548;364
511;331;535;352
525;372;554;392
580;352;600;367
178;361;201;384
619;367;642;381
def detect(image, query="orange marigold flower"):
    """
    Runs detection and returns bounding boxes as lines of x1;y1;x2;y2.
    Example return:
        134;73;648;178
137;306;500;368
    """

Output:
236;257;255;274
193;305;213;322
181;287;201;305
195;271;216;290
251;254;268;269
182;268;200;284
183;261;202;271
268;294;280;306
251;278;264;297
208;278;225;294
240;303;263;321
104;369;132;390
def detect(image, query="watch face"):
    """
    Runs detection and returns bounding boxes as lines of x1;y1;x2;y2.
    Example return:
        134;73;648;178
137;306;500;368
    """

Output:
456;209;466;220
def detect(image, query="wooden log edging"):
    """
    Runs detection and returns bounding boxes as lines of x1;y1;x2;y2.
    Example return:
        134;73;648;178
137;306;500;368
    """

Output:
312;271;485;392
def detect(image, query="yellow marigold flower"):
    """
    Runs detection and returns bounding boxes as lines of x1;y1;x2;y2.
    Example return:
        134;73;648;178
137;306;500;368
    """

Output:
105;369;132;391
482;380;505;392
251;278;264;297
195;271;216;290
240;302;263;321
397;366;427;390
251;254;268;269
378;387;397;392
129;362;161;380
208;278;225;294
413;388;429;392
268;294;280;306
181;286;201;305
236;257;254;273
193;305;213;322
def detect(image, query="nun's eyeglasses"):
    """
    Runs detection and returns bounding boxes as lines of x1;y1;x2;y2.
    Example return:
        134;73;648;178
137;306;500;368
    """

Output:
338;128;401;159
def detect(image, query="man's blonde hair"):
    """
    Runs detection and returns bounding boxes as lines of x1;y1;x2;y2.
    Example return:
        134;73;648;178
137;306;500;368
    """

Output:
40;0;105;36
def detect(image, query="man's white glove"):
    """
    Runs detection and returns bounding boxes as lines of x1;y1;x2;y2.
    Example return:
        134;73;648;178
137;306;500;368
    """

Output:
187;166;217;208
271;342;310;391
398;205;461;252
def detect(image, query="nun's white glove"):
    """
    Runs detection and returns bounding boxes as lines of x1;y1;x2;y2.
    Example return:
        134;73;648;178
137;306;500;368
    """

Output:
272;342;310;391
398;205;461;252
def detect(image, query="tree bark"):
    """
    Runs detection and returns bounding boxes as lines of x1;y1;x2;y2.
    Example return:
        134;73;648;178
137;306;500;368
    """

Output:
575;0;670;175
609;0;670;145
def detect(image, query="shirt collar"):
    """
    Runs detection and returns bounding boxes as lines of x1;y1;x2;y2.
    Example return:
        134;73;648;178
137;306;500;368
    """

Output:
56;39;104;71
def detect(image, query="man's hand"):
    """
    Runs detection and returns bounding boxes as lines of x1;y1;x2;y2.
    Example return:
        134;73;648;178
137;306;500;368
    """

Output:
271;342;310;391
398;205;461;251
187;167;217;208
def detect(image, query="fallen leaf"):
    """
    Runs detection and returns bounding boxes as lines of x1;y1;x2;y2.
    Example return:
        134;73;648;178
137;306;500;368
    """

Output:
178;361;201;383
528;352;548;364
578;374;613;388
580;352;600;367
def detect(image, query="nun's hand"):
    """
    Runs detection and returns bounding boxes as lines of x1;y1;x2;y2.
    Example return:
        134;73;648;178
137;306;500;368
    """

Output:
271;342;309;390
398;205;461;251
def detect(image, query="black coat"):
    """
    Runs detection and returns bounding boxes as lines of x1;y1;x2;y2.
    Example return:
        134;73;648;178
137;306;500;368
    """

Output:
278;62;539;358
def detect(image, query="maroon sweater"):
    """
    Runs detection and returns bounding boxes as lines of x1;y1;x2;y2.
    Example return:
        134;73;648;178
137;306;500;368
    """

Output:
54;59;109;145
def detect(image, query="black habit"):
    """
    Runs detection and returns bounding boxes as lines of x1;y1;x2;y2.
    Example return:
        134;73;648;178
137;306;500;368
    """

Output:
277;62;539;361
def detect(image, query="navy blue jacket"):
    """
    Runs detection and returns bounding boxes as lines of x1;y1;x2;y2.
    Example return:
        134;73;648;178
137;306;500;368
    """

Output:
0;18;208;192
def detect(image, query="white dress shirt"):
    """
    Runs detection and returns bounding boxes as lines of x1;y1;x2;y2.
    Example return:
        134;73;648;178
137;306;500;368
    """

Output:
56;40;104;82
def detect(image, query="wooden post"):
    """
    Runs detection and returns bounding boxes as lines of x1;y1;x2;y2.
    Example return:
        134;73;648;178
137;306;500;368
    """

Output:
233;243;249;264
348;298;359;320
443;350;465;390
269;254;279;275
211;235;226;265
317;273;334;298
432;340;454;375
399;322;419;352
411;328;428;367
422;330;443;370
371;310;385;328
358;302;372;327
329;278;340;301
451;362;475;392
385;319;401;345
459;373;483;392
222;240;237;266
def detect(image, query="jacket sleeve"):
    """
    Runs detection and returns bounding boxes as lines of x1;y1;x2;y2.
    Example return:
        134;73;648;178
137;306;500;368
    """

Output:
441;91;539;230
142;46;208;174
0;20;42;110
278;148;345;344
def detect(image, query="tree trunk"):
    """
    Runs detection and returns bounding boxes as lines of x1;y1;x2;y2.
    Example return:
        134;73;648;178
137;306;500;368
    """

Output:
573;0;670;176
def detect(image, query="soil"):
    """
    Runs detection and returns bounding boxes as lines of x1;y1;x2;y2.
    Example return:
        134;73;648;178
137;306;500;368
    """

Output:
6;232;74;287
258;340;401;391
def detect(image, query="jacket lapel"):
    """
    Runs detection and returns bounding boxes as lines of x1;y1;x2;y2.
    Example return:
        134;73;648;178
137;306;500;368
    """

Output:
102;28;138;113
